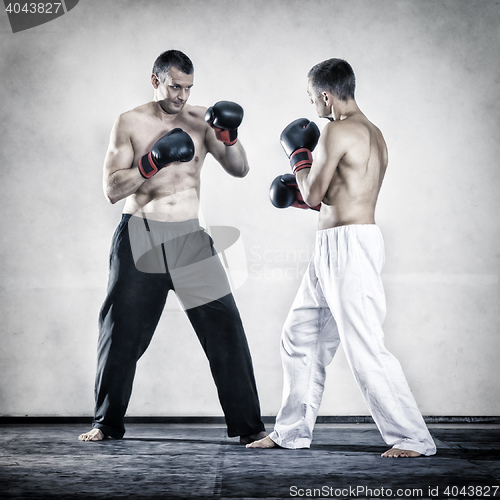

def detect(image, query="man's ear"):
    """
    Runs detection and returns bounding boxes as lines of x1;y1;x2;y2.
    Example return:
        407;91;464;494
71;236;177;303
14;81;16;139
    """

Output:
151;74;160;89
322;91;332;107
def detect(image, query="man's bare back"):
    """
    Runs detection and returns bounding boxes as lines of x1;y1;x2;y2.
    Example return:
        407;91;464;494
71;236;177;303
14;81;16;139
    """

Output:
317;113;388;230
296;107;388;230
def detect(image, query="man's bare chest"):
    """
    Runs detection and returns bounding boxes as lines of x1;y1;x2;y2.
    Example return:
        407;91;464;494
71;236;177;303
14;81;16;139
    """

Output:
130;114;207;164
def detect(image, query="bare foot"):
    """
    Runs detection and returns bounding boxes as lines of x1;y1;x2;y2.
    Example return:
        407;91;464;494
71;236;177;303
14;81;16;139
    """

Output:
78;428;105;442
382;447;421;458
239;431;268;445
246;436;277;449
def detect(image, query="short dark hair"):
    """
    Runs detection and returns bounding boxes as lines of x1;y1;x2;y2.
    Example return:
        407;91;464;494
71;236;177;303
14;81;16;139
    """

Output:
152;50;194;82
308;58;355;101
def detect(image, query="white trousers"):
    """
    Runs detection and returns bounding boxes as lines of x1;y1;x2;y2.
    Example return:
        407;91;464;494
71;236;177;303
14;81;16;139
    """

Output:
269;225;436;455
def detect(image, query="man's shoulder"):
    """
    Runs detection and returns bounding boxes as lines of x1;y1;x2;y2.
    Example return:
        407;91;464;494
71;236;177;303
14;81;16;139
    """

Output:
113;103;157;136
184;103;208;120
325;115;372;143
179;104;211;133
113;103;144;125
119;102;154;121
322;119;354;145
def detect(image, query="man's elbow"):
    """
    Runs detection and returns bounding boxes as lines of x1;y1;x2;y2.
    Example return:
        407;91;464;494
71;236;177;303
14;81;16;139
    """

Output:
106;195;119;205
225;160;249;178
303;189;322;209
236;163;250;178
104;185;120;205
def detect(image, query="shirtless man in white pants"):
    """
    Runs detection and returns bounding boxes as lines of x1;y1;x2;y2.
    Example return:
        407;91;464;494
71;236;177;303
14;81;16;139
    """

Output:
249;58;436;458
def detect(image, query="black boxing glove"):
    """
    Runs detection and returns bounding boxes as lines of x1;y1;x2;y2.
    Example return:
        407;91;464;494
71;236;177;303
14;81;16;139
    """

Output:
138;128;195;179
280;118;320;174
205;101;244;146
269;174;320;211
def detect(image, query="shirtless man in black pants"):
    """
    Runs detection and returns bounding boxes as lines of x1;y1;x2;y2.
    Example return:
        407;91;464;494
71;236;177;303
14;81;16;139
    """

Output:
78;50;266;444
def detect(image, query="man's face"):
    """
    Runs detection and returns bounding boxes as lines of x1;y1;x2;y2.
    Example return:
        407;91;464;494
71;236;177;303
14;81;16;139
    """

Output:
154;66;194;114
307;77;331;119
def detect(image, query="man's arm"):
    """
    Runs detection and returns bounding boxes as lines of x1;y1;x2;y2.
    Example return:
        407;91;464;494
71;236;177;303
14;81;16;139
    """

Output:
296;122;348;207
103;114;146;204
204;101;249;177
205;128;249;177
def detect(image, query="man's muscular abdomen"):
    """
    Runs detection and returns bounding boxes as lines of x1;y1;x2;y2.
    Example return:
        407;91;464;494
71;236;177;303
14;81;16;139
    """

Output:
124;161;202;222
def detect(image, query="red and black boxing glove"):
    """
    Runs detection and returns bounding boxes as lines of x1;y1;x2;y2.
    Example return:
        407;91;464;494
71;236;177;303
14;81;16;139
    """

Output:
280;118;320;174
205;101;244;146
138;128;195;179
269;174;321;211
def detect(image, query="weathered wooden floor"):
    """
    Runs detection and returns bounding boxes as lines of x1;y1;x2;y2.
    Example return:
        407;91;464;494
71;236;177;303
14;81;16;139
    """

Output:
1;423;499;499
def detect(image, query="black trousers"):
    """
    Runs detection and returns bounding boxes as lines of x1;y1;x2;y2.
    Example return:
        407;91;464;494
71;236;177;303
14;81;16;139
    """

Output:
92;214;265;439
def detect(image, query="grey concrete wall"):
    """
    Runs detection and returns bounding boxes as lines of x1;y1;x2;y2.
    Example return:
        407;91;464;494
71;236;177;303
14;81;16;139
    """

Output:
0;0;499;418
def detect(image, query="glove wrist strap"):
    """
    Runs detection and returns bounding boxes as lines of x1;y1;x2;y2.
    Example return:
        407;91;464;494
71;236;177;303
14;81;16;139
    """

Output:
290;148;313;174
216;128;238;146
138;152;159;179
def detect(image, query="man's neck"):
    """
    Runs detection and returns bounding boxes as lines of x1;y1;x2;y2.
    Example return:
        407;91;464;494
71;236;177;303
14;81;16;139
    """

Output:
334;100;361;121
153;100;186;121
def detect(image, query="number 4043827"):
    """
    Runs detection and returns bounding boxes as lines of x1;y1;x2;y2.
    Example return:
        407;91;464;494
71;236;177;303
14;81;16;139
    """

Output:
5;3;63;14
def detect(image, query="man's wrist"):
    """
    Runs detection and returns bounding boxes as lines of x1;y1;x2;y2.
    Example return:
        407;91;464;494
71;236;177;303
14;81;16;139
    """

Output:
216;128;238;146
290;148;313;174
